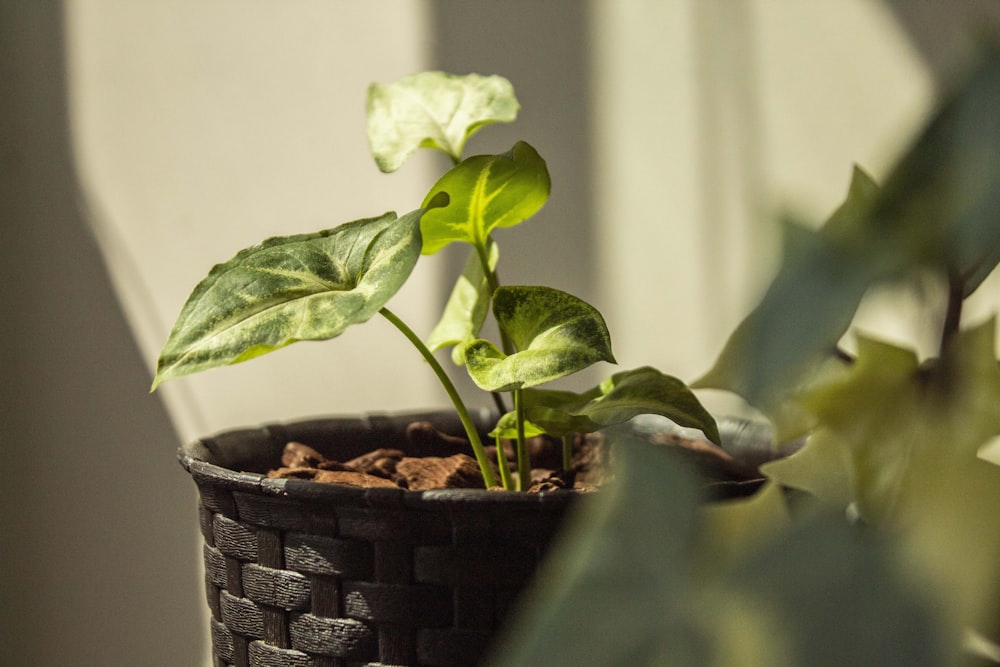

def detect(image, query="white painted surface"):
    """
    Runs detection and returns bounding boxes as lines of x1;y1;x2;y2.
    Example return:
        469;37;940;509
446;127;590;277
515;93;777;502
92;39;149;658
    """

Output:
67;0;438;444
588;0;935;388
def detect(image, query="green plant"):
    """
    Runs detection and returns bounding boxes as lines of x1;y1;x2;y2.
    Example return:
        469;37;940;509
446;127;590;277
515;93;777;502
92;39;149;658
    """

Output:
490;51;1000;666
152;71;718;491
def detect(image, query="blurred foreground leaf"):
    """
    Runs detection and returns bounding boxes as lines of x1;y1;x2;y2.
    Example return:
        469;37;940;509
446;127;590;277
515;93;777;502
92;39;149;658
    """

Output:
696;50;1000;418
692;169;875;422
779;320;1000;640
489;438;947;667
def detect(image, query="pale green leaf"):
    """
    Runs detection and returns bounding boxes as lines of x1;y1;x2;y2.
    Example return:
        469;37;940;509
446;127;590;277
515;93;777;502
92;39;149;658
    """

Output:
759;431;854;510
464;286;615;392
153;210;423;388
696;481;791;575
366;71;518;172
790;319;1000;637
799;335;925;525
419;141;550;255
425;238;498;364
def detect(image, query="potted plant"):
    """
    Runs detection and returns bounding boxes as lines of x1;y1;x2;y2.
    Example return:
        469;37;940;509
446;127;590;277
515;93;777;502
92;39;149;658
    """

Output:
153;72;734;667
488;50;1000;666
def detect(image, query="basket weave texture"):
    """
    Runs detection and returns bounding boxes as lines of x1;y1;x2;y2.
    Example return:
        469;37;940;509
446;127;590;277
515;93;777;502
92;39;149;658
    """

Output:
180;411;576;667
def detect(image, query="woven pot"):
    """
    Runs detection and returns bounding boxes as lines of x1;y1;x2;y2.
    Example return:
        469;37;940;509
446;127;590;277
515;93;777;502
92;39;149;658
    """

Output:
180;410;576;667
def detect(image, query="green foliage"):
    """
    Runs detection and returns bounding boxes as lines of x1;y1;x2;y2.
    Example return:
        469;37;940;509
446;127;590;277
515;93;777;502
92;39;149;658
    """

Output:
491;366;721;445
495;49;1000;665
697;52;1000;421
419;141;551;255
152;58;1000;663
693;168;878;420
366;71;519;172
153;211;423;389
154;71;719;493
490;440;947;667
465;286;615;391
425;236;498;363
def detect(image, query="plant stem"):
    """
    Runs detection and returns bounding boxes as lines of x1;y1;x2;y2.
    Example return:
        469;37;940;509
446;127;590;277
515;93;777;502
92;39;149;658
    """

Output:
476;238;515;356
380;307;497;489
562;434;573;472
514;389;529;491
491;391;509;416
495;433;515;491
473;236;511;416
940;267;964;355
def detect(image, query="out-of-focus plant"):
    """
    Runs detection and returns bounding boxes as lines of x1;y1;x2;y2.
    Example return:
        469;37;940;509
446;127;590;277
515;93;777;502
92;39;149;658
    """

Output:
491;50;1000;666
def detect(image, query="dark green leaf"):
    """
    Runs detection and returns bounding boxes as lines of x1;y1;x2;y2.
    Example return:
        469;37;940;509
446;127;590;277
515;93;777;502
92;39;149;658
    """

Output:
869;49;1000;296
464;286;615;391
366;71;518;172
488;438;707;667
491;367;720;444
153;210;423;388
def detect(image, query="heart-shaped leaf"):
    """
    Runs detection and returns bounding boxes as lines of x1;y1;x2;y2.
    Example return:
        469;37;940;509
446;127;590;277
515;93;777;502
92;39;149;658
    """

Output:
419;141;550;255
464;286;615;392
425;238;499;364
153;210;423;388
366;71;518;172
491;367;720;444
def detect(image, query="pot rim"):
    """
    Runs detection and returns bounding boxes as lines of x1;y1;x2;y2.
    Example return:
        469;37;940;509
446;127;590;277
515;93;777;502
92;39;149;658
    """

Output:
178;408;578;509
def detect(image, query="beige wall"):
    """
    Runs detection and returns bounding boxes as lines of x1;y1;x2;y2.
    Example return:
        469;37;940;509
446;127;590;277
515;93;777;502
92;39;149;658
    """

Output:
589;0;934;387
67;0;439;444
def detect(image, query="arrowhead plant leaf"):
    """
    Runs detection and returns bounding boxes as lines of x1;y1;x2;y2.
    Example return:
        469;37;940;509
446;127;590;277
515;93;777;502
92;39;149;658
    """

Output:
366;71;519;172
153;210;423;388
465;286;615;392
491;366;721;444
419;141;551;255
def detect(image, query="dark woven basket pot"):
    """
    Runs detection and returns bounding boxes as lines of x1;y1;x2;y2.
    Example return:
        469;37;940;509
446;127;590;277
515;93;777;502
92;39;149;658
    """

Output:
179;409;577;667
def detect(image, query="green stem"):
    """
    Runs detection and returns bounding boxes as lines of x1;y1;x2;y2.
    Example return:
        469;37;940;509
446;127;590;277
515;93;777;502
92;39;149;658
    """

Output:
474;237;512;415
514;389;529;491
940;267;964;356
475;238;515;356
495;433;515;491
380;307;497;489
562;434;573;472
